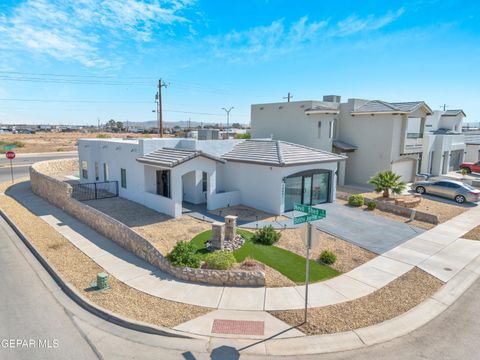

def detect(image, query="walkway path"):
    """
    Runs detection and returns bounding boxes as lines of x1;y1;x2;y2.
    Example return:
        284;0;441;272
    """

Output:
184;201;425;254
10;182;480;314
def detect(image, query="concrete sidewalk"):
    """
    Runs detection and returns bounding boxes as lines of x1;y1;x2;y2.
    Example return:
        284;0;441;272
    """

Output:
9;182;480;315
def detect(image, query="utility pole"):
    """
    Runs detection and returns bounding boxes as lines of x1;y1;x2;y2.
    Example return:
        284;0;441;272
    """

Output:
283;92;293;102
440;104;449;111
156;79;168;137
221;107;234;139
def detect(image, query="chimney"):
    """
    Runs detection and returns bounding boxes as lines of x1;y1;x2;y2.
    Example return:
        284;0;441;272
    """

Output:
323;95;341;103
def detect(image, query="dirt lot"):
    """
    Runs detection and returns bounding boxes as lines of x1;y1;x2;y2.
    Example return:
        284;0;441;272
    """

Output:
84;197;210;255
0;132;162;153
271;267;443;335
276;227;376;273
0;180;210;327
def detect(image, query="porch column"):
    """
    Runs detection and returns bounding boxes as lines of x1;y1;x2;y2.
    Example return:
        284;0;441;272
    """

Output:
206;169;216;210
338;155;346;186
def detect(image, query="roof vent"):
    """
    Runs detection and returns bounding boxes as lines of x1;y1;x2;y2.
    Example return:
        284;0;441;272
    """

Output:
323;95;341;103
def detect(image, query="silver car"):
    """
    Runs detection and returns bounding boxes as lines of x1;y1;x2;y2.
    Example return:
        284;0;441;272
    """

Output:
411;179;480;204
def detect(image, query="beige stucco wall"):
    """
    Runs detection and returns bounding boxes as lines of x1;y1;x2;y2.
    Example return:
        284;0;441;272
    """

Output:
251;100;336;151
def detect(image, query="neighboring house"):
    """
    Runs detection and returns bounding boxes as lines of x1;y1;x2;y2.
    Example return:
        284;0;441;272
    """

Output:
251;96;433;185
78;138;345;218
463;131;480;163
420;110;466;175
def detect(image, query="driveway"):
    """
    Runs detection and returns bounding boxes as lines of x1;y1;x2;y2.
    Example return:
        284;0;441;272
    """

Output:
286;202;425;254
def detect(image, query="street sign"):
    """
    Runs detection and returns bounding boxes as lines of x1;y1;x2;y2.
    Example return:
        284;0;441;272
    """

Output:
5;151;15;160
294;214;322;225
293;203;326;218
3;145;17;151
292;202;326;324
5;150;15;183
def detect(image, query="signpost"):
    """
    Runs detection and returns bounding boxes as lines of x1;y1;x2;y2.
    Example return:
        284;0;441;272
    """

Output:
5;149;16;183
293;203;326;323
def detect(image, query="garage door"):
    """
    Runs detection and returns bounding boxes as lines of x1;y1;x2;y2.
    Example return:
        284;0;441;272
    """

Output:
392;159;415;182
449;150;463;172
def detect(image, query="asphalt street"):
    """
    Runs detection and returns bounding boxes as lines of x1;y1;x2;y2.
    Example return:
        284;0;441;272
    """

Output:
0;152;77;183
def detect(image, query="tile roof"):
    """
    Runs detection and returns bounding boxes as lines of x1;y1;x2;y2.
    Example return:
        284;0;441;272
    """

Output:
137;148;224;168
222;139;346;166
352;100;432;115
442;109;466;117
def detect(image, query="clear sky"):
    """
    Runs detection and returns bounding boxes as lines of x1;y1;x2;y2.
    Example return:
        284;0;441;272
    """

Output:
0;0;479;125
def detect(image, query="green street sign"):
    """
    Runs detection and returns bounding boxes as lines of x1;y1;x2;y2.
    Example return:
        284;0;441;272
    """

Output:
3;145;17;150
294;214;322;225
293;203;326;218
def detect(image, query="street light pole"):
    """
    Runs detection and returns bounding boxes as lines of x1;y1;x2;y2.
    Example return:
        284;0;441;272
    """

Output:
221;107;234;139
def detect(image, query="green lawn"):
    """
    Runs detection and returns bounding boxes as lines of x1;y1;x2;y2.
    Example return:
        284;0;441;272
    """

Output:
189;229;339;284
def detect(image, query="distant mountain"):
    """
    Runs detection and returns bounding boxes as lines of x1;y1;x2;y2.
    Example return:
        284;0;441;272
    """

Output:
126;120;224;128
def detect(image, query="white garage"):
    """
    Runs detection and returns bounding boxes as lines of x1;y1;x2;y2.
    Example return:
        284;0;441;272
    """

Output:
392;158;416;182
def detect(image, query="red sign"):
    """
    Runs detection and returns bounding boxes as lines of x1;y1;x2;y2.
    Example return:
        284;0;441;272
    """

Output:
5;151;15;160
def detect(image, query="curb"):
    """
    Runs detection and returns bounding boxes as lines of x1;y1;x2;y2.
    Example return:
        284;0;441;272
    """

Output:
3;192;480;356
0;208;193;340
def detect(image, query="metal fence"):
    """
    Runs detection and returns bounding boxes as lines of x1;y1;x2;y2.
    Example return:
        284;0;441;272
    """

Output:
71;181;119;201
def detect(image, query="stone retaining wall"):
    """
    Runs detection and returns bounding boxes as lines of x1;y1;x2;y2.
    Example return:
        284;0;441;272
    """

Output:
30;159;265;287
337;192;439;225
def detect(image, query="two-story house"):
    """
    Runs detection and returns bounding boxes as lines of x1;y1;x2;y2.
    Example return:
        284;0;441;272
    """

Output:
420;109;466;175
251;96;433;186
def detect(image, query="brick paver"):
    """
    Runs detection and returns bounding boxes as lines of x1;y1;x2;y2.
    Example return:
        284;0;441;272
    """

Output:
211;319;265;336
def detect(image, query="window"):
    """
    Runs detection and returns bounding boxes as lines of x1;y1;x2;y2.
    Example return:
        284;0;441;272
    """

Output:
120;168;127;188
317;121;322;138
202;172;207;192
156;170;171;198
103;163;109;181
81;160;88;179
94;162;99;181
329;121;334;139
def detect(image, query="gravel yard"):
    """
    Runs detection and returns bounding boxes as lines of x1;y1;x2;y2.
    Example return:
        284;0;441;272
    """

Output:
462;225;480;240
336;198;436;230
0;181;211;327
276;227;376;273
208;204;288;222
360;191;469;223
85;197;210;254
270;267;443;335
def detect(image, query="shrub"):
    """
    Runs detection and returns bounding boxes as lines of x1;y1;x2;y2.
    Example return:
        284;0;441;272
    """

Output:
368;170;406;198
348;194;364;207
252;225;281;245
205;251;236;270
367;201;377;210
319;250;337;265
166;241;200;268
96;133;111;139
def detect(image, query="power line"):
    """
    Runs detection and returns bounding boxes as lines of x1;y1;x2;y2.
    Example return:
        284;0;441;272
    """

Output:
0;98;248;117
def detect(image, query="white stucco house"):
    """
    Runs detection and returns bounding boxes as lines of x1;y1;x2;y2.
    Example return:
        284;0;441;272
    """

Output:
251;95;434;185
78;138;345;218
420;109;466;175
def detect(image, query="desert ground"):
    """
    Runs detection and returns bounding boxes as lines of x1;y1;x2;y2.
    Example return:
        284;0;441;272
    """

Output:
0;131;168;153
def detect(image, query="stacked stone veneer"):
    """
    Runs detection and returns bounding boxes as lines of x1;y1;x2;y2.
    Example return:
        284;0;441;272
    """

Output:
30;159;265;287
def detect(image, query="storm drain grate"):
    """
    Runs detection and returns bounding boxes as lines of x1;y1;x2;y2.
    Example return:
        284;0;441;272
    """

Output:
211;319;265;336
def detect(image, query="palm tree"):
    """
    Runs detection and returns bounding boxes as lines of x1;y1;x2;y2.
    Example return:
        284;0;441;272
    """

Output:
368;170;406;198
